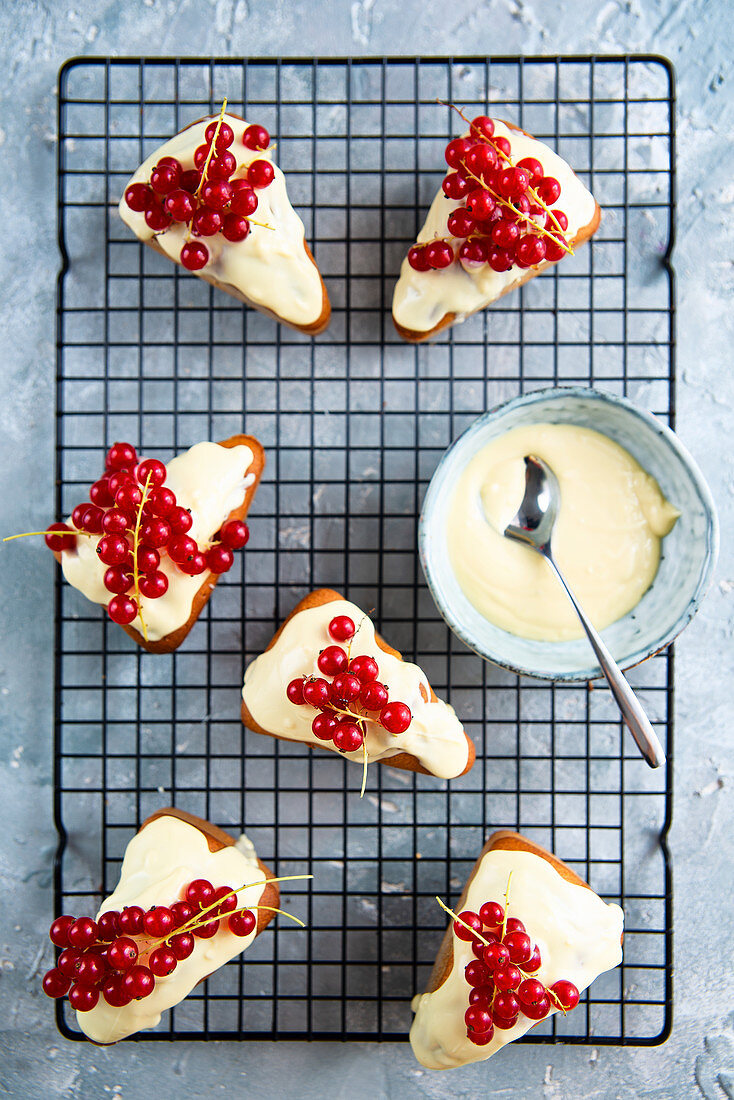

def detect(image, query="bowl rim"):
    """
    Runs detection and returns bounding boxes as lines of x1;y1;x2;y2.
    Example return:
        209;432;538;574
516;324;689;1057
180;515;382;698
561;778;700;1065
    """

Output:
419;385;720;681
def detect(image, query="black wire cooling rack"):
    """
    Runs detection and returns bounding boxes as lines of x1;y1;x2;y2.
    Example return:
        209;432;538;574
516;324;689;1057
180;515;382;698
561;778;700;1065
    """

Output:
54;55;675;1044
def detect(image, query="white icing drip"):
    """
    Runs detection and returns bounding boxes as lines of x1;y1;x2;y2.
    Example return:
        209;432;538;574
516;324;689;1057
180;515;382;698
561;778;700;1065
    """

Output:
118;114;324;327
392;120;597;335
60;442;254;642
76;816;268;1044
242;598;469;779
409;848;624;1070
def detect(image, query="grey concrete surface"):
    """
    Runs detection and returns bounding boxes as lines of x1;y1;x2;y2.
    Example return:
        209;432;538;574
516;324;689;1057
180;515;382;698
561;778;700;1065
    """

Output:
1;1;732;1098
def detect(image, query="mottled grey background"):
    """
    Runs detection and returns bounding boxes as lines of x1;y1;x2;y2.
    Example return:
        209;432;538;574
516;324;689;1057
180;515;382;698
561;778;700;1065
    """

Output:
1;1;732;1098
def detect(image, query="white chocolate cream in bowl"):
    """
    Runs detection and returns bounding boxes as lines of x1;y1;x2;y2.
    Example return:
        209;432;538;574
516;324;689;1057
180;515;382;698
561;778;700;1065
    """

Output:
446;423;679;642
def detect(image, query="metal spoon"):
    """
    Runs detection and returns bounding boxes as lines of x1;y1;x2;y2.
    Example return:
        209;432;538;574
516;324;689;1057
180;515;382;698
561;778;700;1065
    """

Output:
503;455;666;769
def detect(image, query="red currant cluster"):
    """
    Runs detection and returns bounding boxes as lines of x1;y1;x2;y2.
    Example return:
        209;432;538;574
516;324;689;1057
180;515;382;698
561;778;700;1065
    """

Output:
44;441;249;626
407;113;569;275
124;119;274;272
453;901;580;1045
42;877;257;1012
285;614;413;753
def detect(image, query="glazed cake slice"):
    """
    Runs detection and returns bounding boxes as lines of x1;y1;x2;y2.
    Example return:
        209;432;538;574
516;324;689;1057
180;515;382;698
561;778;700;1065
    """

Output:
410;831;624;1069
53;436;264;653
392;116;600;342
241;588;475;779
119;112;330;334
71;809;278;1044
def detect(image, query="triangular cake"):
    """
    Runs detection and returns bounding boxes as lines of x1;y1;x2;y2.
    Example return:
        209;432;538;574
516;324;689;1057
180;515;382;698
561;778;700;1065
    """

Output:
410;831;624;1069
119;112;330;334
392;116;600;342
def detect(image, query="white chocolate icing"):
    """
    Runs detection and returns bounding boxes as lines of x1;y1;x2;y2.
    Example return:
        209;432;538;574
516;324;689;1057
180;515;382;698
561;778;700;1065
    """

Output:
76;815;269;1044
447;423;679;641
60;442;255;642
242;598;469;779
392;120;597;335
118;113;325;327
410;847;624;1070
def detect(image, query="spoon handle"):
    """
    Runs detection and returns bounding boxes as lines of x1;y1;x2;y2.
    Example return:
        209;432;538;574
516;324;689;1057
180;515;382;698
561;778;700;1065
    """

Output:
545;554;666;769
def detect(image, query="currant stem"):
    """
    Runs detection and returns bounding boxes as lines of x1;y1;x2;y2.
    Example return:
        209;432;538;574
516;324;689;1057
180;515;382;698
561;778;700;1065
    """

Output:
2;529;96;543
131;471;153;642
194;98;228;203
435;897;492;948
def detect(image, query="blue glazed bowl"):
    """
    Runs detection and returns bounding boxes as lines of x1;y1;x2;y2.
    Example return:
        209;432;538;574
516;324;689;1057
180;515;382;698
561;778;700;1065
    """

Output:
419;387;719;681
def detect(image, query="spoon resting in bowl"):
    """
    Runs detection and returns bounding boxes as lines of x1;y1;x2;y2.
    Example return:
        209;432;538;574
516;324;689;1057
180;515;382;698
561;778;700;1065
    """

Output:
502;455;666;769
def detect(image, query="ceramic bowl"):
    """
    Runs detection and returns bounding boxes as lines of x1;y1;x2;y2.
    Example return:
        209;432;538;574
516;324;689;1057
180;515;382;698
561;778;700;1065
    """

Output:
419;386;719;681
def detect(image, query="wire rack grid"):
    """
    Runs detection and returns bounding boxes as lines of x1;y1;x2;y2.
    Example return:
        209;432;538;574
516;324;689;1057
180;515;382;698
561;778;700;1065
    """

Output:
54;55;674;1044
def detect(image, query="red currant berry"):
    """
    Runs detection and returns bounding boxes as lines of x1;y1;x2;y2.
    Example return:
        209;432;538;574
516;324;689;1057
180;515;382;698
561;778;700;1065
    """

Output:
140;518;171;549
445;137;472;168
459;239;489;265
102;509;129;535
125;183;152;212
247;159;274;189
168;535;197;564
333;721;364;753
407;245;431;271
425;241;454;269
348;654;379;683
359;681;388;710
179;551;207;576
168;506;193;534
516;235;546;268
493;136;511;157
115;484;143;514
446;208;475;238
302;678;331;708
497;166;530;201
380;702;412;734
483;942;510;970
518;978;546;1007
479;901;504;930
81;505;105;533
220;519;249;549
169;932;195;960
97;535;129;566
193;919;219;939
312;712;338;740
331;672;362;703
67;917;98;949
208;151;237;180
229;182;259;216
42;967;71;999
144;201;172;232
139;571;168;600
205;120;235;149
148;947;177;977
192;206;223;237
201;179;233;209
57;949;83;979
317;645;348;676
135;545;160;574
193;143;211;170
45;523;76;552
453;911;482;942
465;188;495;221
538;176;561;205
524;945;542;973
107;470;135;495
328;615;355;641
472;934;496;959
122;965;155;1000
465;1004;492;1034
147;486;176;517
118;906;145;935
523;995;551;1020
107;595;138;625
206;545;234;573
186;879;215;908
157;156;182;176
465;143;497;176
150;163;179;195
171;901;195;928
49;915;75;948
76;953;107;985
104;565;133;594
243;124;270;151
544;237;566;263
468;1025;495;1046
212;886;238;916
505;917;526;935
470;115;495;141
503;931;533;964
442;172;469;200
494;964;522;992
102;974;132;1008
135;458;167;487
228;909;257;936
465;961;490;988
222;213;251;242
549;979;580;1011
163;189;194;222
96;911;120;942
546;208;568;232
180;168;201;193
493;991;520;1019
89;478;115;508
68;982;99;1012
107;937;138;971
287;678;307;705
487;247;514;273
469;984;494;1005
517;156;544;187
70;502;89;528
491;219;520;250
180;241;209;271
